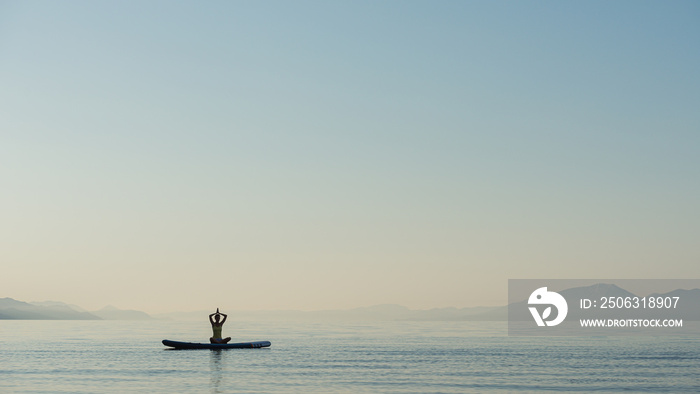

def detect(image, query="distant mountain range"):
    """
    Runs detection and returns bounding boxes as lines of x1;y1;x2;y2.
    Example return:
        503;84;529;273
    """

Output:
159;284;700;322
4;283;699;321
0;298;153;320
152;304;506;322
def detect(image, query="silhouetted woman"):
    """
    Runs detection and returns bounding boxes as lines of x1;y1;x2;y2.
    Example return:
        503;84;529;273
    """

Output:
209;308;231;344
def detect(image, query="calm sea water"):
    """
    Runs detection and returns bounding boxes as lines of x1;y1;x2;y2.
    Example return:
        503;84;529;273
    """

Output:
1;320;699;393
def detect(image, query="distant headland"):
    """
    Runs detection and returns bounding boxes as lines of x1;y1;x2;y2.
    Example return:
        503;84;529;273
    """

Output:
0;298;152;320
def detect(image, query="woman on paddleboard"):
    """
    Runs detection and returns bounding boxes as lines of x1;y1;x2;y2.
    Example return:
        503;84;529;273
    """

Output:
209;308;231;344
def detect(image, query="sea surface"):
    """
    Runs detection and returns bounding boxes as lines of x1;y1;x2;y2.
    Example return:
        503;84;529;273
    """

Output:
1;320;699;393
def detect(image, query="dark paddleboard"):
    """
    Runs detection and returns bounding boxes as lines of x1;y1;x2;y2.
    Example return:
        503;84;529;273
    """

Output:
162;339;271;349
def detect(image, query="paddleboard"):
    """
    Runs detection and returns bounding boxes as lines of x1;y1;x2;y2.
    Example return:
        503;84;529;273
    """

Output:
162;339;271;349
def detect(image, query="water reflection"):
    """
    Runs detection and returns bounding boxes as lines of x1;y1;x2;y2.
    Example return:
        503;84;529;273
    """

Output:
209;350;224;393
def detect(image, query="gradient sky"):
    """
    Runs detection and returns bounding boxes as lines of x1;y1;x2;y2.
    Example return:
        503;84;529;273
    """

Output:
1;1;699;313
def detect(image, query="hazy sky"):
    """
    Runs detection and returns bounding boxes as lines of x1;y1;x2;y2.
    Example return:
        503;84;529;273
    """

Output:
1;1;698;313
